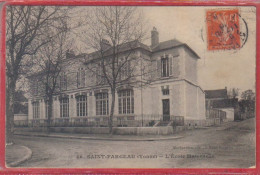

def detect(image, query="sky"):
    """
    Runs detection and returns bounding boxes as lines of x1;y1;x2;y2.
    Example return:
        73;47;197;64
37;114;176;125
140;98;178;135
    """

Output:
139;6;256;92
72;6;256;93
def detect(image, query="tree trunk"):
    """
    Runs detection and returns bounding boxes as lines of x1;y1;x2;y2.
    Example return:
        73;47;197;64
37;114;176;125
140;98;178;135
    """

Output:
47;97;53;134
109;89;116;134
6;79;16;144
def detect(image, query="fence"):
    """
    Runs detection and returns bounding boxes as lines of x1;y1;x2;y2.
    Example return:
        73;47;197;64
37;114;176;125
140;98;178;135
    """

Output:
206;108;226;119
14;114;28;127
14;115;184;128
206;108;227;125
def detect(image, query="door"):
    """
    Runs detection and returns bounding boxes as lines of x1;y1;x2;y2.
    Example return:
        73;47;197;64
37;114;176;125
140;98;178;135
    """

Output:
162;99;170;121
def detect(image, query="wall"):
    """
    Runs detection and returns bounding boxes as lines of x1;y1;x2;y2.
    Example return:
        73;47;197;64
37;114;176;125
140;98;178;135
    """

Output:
185;82;197;119
28;99;33;120
184;47;198;84
14;114;28;121
28;79;190;122
140;80;185;119
15;126;174;135
185;81;205;120
53;98;60;118
151;47;183;80
171;82;185;116
198;87;206;119
219;108;234;121
27;44;206;123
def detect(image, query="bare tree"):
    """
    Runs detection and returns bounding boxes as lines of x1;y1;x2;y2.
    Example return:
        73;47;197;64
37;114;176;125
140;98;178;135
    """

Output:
83;7;148;133
227;88;239;99
6;6;68;143
29;26;72;132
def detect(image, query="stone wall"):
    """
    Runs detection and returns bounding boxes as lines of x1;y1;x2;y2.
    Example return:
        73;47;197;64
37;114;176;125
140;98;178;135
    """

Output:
15;126;175;135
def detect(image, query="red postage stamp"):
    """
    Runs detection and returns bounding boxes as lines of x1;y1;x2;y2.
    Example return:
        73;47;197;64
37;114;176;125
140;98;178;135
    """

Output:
206;9;241;51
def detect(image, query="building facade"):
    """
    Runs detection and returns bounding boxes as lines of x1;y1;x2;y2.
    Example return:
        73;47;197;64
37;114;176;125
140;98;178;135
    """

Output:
205;88;238;121
28;28;205;127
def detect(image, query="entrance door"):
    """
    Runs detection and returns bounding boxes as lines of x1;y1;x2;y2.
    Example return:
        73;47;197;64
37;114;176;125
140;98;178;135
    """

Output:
162;99;170;121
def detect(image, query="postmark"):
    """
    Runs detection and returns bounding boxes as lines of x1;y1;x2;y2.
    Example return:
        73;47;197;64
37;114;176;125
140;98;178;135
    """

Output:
206;9;243;51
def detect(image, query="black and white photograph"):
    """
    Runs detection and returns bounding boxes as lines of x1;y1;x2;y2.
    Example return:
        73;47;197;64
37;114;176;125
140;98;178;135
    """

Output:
5;6;256;168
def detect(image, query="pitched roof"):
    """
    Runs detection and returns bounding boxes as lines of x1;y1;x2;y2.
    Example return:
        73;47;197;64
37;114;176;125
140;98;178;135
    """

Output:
211;98;238;108
152;39;183;52
87;40;151;61
71;39;200;64
152;39;200;58
205;89;228;99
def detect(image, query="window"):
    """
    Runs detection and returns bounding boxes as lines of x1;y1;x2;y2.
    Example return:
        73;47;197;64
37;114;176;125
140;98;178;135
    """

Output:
119;58;131;80
60;98;69;118
118;89;134;114
96;92;109;115
60;73;67;91
76;95;87;117
32;81;38;95
77;68;85;88
162;89;169;95
161;55;169;77
32;101;40;119
96;64;106;85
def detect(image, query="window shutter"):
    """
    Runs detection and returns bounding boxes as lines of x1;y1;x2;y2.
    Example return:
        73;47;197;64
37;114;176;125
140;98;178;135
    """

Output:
118;58;122;81
82;69;86;87
58;75;61;91
96;66;100;85
157;58;161;78
169;56;173;76
127;60;131;77
77;72;79;88
65;74;67;90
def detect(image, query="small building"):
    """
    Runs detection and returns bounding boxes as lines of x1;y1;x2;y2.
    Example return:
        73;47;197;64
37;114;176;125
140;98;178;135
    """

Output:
27;27;205;127
205;88;238;121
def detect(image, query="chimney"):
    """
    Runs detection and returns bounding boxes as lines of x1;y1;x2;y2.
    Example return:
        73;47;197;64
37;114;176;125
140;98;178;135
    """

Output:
100;39;111;51
151;27;159;48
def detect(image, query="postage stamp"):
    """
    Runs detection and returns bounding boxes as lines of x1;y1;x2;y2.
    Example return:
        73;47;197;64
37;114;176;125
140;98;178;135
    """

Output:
206;9;241;50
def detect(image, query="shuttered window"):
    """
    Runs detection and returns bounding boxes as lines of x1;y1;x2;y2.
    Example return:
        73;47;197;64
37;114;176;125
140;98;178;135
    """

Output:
77;68;86;88
96;63;106;85
157;55;173;78
60;73;67;91
161;55;169;77
119;58;131;81
32;81;39;95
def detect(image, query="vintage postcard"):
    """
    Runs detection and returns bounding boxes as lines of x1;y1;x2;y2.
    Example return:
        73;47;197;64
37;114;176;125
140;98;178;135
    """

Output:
4;5;256;169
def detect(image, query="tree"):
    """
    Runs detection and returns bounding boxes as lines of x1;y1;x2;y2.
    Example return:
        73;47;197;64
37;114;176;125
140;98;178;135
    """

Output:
83;7;147;133
227;88;239;99
241;89;255;101
6;6;68;143
239;89;255;119
13;90;28;114
31;17;73;132
29;28;72;132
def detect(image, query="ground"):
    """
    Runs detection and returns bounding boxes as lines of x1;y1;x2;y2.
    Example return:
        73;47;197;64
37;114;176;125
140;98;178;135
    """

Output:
5;144;30;166
12;119;255;168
